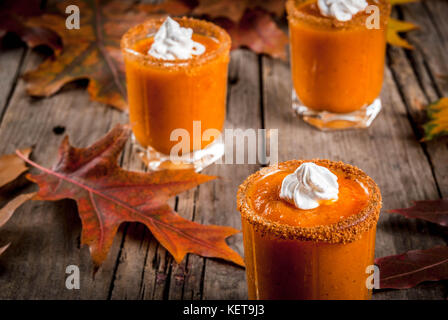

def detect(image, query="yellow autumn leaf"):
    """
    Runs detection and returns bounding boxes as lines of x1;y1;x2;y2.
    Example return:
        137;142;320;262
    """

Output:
422;97;448;141
387;18;418;49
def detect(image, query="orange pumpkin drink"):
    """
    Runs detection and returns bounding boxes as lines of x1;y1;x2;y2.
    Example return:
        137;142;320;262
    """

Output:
286;0;391;130
121;17;230;170
237;160;381;300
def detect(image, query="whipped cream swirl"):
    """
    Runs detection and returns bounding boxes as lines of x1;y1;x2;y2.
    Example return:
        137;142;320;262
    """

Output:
280;162;339;210
317;0;368;22
148;17;205;60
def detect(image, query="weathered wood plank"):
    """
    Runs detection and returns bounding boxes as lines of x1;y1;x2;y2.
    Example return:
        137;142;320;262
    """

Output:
0;1;447;300
261;55;446;299
173;189;207;300
199;50;263;300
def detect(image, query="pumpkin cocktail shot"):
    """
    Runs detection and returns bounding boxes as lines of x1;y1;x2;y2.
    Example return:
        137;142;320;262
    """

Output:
237;160;382;300
286;0;391;130
121;17;230;170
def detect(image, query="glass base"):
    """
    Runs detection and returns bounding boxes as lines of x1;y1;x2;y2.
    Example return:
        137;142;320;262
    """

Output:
292;90;382;130
134;135;225;172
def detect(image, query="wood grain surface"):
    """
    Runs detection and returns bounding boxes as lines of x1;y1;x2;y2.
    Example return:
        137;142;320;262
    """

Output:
0;0;447;300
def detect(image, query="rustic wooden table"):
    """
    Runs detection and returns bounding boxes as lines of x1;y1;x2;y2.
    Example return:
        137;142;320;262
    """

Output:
0;0;447;300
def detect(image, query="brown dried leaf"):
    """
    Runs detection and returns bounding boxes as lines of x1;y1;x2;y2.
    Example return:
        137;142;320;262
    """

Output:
389;0;419;5
0;243;10;257
214;9;288;60
139;0;193;16
422;97;448;141
0;0;61;51
387;18;418;49
17;124;244;268
0;192;36;228
0;148;31;189
193;0;285;22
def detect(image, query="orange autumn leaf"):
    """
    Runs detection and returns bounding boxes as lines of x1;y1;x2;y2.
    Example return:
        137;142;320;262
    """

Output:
387;18;418;49
422;97;448;141
0;148;31;188
193;0;285;22
0;147;33;258
387;0;420;49
214;9;289;60
23;0;191;111
16;124;244;269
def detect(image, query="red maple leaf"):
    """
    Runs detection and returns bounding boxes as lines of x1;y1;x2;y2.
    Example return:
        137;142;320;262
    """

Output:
17;124;244;269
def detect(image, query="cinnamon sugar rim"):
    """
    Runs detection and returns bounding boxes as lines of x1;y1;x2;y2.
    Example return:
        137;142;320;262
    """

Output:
286;0;391;30
237;159;382;244
121;17;231;69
